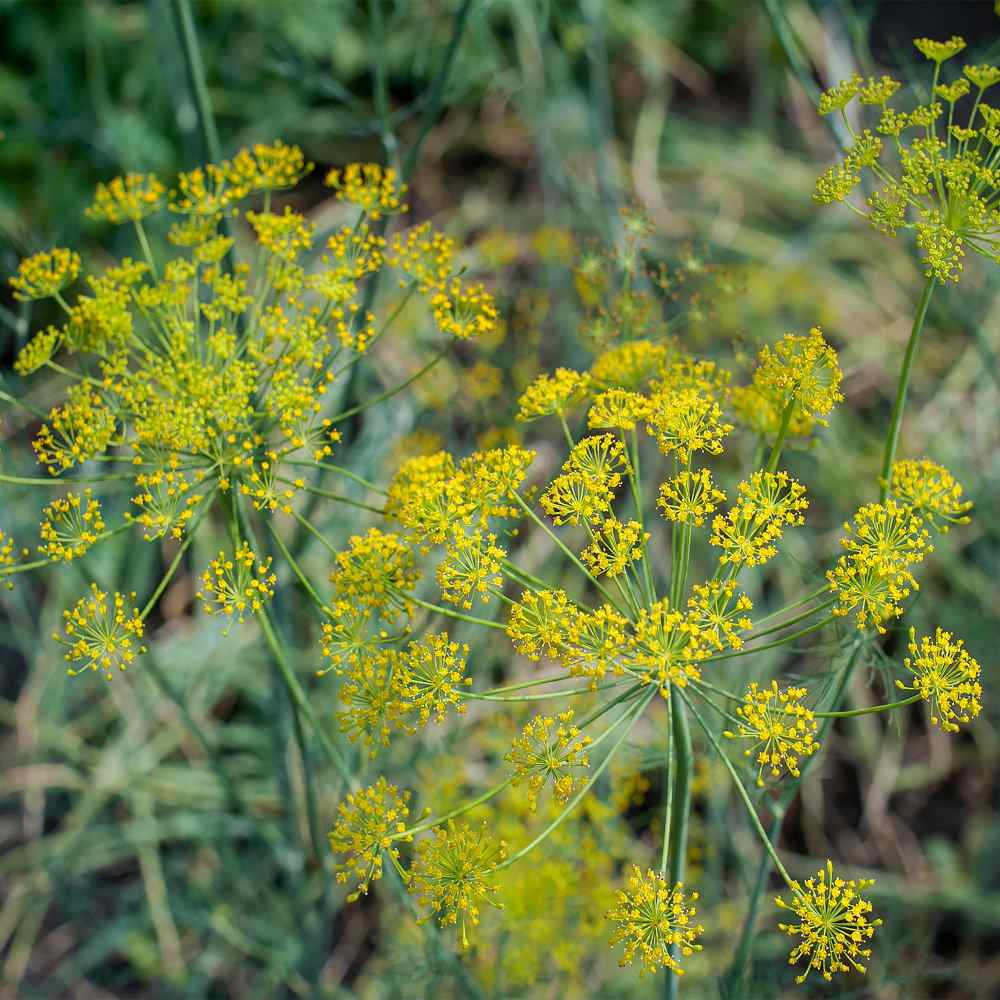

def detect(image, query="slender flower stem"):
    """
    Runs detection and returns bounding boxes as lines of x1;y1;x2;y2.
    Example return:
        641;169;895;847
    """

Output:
765;397;797;473
134;220;158;281
327;342;452;424
659;699;674;876
172;0;222;163
464;682;619;702
285;460;388;496
815;693;920;718
284;479;385;515
291;510;339;558
678;688;795;887
701;615;836;663
139;499;213;620
497;692;652;869
267;522;330;615
257;606;357;790
512;492;627;614
664;691;692;1000
748;597;837;640
401;590;505;630
400;777;515;839
721;639;864;989
558;414;575;451
879;274;936;501
630;429;656;604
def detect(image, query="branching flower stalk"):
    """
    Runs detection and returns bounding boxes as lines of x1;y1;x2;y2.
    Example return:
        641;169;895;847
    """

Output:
3;29;994;996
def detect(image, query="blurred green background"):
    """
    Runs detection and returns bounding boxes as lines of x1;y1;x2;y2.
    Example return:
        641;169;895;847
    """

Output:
1;1;999;997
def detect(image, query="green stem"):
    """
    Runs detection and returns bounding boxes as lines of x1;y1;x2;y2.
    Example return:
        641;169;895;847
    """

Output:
702;615;835;663
815;693;920;718
721;640;864;990
257;606;357;790
172;0;222;163
134;220;158;281
512;493;627;615
267;522;329;615
401;590;505;630
765;397;796;473
678;687;794;886
288;480;385;515
558;414;575;451
139;499;213;620
879;275;936;501
748;597;836;640
284;460;388;496
327;342;452;424
664;692;692;1000
400;777;515;839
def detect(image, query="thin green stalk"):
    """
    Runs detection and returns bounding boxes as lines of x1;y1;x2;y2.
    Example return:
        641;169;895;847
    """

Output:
721;640;864;991
659;698;673;876
172;0;221;163
664;692;692;1000
284;460;388;496
678;688;794;886
630;428;656;604
465;680;625;703
702;615;836;663
327;342;452;424
257;606;357;791
401;777;515;839
879;275;936;500
267;522;329;615
512;492;627;615
139;499;213;620
288;479;385;515
402;590;506;630
558;414;575;451
749;597;836;640
134;220;158;281
765;397;796;473
815;693;920;718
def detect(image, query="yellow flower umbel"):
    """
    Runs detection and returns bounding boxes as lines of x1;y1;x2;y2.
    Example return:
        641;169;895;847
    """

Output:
658;468;726;526
9;248;81;301
607;866;704;977
196;541;276;632
130;464;205;540
329;528;419;621
814;36;1000;282
39;490;105;562
580;518;648;578
686;580;752;651
630;599;708;696
504;710;593;811
775;860;881;984
516;368;592;421
709;470;808;569
724;681;819;786
430;277;500;340
399;632;472;724
409;820;507;949
753;327;844;429
55;583;146;681
645;385;732;462
86;173;165;224
32;385;117;476
587;388;651;430
897;627;982;733
888;458;973;532
328;777;411;901
837;499;931;570
436;529;505;609
325;162;408;219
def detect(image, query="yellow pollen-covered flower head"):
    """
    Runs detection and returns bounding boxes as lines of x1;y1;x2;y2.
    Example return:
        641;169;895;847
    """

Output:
329;777;412;901
504;709;592;811
10;248;81;301
55;583;146;681
325;162;408;219
408;820;507;949
516;367;592;421
775;860;881;983
39;489;105;562
580;517;648;578
196;541;276;633
897;626;982;733
888;458;973;533
753;327;844;426
607;866;704;977
86;173;165;224
658;468;726;527
724;680;820;786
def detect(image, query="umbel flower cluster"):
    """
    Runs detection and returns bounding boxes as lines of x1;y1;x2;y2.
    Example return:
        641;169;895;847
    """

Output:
321;310;980;983
3;141;497;677
2;32;992;994
814;35;1000;282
